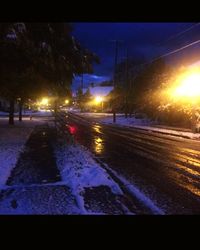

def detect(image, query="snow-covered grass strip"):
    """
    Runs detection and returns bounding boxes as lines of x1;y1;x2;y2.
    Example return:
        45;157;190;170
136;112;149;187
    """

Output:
54;140;123;214
97;161;165;215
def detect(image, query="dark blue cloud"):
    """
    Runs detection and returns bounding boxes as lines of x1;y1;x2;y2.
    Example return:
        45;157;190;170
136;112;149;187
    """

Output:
72;74;110;90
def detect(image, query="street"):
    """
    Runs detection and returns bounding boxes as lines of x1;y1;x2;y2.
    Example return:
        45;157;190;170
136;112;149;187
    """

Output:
67;112;200;214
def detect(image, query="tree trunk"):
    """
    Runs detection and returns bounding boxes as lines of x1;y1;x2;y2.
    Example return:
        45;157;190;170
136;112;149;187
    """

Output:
113;109;116;123
54;99;58;114
18;99;23;122
54;99;58;127
124;99;128;118
9;99;15;125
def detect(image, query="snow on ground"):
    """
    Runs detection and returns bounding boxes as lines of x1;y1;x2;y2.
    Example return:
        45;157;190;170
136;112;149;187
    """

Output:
54;141;123;214
77;112;200;140
0;110;52;116
129;125;200;139
100;162;165;215
78;112;153;125
0;116;53;187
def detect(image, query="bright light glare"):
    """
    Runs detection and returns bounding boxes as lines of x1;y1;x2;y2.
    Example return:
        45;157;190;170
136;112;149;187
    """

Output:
40;98;48;105
174;73;200;98
65;99;69;104
94;96;103;104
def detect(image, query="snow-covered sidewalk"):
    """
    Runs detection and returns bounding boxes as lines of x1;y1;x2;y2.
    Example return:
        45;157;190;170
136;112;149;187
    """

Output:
0;117;50;187
75;112;200;140
0;110;52;117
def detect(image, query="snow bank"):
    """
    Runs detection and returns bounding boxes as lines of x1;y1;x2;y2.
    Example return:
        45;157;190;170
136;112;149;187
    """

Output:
101;164;165;215
77;112;153;125
101;116;153;126
78;112;124;117
130;125;200;139
102;117;200;139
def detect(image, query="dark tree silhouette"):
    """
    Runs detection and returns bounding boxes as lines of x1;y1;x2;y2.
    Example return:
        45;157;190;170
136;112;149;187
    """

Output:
0;23;99;124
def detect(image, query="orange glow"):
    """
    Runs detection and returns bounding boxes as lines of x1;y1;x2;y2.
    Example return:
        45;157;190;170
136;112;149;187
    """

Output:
94;96;103;104
169;68;200;103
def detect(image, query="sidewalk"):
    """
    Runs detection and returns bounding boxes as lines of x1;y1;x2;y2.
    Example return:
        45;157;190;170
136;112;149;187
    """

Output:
6;124;61;185
0;110;52;117
0;124;80;214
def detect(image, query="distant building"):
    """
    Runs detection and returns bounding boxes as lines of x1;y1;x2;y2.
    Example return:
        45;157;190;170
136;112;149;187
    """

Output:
88;86;114;98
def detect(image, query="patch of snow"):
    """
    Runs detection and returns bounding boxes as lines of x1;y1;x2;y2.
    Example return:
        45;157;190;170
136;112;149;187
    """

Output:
0;117;53;187
101;163;165;215
6;32;17;40
130;125;200;140
0;110;52;116
54;141;123;213
101;116;153;126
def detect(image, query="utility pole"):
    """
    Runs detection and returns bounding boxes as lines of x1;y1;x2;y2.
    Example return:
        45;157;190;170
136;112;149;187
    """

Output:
110;40;123;123
113;40;119;87
125;48;129;118
81;74;84;90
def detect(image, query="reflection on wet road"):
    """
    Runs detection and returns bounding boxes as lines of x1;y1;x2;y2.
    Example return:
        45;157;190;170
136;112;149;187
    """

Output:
67;112;200;214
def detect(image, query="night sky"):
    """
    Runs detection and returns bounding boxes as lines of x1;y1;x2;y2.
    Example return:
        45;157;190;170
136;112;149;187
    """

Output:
72;23;200;90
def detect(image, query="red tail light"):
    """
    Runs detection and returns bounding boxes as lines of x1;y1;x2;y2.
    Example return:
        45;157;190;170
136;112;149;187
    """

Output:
69;125;77;135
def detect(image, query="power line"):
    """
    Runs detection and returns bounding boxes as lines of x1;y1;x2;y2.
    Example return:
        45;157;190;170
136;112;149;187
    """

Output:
139;38;200;68
157;23;200;46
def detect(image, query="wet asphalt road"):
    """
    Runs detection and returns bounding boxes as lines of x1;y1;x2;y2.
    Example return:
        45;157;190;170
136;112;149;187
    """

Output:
67;112;200;214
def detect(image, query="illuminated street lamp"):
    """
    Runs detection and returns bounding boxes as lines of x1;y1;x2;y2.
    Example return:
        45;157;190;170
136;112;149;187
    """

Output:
170;70;200;132
65;99;69;105
94;96;104;111
40;98;49;106
94;96;103;104
172;73;200;99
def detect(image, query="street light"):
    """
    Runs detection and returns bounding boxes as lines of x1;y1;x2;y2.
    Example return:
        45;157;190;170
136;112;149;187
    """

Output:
172;73;200;99
94;96;103;104
65;99;69;105
170;69;200;132
40;98;49;106
94;96;104;112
